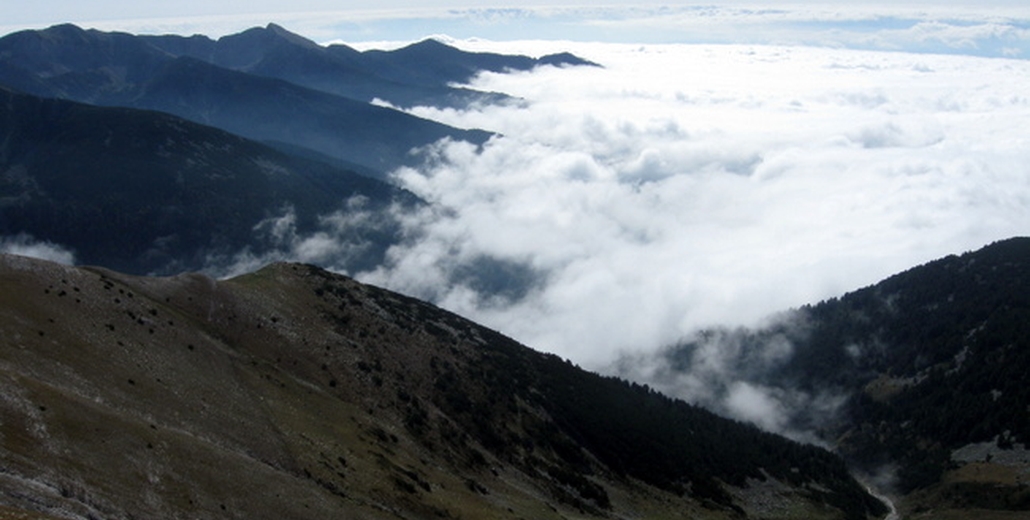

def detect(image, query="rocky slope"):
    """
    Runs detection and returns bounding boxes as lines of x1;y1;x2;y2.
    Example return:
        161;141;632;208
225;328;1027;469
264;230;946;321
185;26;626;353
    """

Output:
0;254;884;519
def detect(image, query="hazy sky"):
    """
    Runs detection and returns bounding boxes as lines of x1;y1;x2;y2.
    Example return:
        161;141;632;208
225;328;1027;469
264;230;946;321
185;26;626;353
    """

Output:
3;2;1029;57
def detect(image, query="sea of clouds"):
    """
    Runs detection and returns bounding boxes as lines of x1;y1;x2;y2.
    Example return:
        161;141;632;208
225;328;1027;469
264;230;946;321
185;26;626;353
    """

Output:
360;41;1030;370
347;41;1030;441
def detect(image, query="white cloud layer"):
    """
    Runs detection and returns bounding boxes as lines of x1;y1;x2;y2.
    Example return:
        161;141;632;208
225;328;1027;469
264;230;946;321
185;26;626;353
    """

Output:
359;42;1030;373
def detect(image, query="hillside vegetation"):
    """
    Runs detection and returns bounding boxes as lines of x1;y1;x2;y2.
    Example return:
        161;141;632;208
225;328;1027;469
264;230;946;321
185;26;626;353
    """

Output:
659;237;1030;516
0;254;884;519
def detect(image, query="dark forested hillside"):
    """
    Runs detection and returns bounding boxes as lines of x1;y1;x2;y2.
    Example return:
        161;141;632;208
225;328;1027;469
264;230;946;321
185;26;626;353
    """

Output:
656;237;1030;511
0;87;414;274
795;238;1030;495
140;24;598;108
133;55;492;175
397;298;886;518
0;254;885;519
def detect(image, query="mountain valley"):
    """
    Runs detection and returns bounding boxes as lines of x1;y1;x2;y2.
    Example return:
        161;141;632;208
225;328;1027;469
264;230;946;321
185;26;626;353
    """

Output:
0;21;1027;520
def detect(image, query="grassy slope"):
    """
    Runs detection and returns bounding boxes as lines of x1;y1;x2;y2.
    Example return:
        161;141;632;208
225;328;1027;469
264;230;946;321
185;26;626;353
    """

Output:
0;254;872;519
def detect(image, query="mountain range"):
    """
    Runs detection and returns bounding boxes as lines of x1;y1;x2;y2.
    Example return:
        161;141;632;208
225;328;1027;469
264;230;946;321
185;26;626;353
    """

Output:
138;23;597;109
0;23;595;177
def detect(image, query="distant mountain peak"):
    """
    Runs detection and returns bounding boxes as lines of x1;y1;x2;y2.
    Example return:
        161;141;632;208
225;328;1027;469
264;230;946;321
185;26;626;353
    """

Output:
262;22;321;49
539;51;602;68
392;37;465;57
38;22;85;35
412;37;454;48
213;23;321;61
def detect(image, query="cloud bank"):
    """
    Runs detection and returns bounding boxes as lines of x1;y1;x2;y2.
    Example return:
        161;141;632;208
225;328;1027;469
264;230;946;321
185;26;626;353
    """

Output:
358;42;1030;375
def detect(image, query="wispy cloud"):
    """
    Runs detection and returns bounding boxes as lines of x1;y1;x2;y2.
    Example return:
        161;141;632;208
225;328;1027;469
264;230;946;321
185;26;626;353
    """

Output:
0;234;76;265
203;196;403;279
613;312;850;443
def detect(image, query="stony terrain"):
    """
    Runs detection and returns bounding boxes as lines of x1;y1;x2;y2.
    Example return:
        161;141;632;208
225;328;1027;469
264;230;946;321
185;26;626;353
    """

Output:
0;254;882;519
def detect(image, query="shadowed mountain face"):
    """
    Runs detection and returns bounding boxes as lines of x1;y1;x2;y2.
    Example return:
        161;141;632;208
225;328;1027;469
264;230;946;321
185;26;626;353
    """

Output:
652;237;1030;516
0;24;554;176
140;23;600;108
132;56;491;175
0;87;416;275
355;37;599;100
0;23;600;280
0;24;598;176
0;254;885;520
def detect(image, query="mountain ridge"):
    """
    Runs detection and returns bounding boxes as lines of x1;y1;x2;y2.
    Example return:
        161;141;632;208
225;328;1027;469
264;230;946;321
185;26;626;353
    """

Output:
0;23;515;175
0;253;885;519
139;23;598;108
